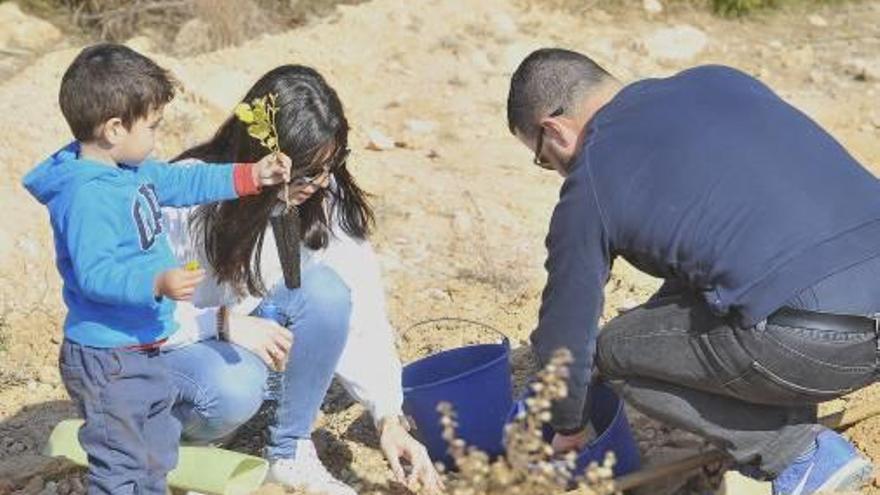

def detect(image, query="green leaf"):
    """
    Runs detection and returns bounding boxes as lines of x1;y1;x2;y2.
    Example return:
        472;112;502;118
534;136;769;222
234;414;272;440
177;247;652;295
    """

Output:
247;123;271;141
234;103;254;124
252;104;268;126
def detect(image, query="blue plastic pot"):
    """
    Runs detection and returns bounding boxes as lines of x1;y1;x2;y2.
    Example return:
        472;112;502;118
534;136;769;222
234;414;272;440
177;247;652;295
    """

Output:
507;382;641;477
402;320;512;469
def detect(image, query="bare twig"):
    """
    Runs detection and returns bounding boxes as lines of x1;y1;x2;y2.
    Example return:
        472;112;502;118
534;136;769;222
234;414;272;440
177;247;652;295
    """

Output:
75;0;190;21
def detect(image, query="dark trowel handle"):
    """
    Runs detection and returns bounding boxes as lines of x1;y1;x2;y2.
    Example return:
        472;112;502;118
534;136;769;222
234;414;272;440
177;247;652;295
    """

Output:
269;209;301;289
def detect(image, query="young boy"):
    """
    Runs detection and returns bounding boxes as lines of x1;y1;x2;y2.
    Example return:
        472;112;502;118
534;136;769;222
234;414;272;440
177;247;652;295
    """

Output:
22;43;290;494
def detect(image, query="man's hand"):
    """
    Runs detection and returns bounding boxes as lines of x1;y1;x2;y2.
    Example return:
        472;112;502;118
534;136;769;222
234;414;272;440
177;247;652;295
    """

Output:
253;152;292;187
379;418;445;494
227;312;293;371
155;268;204;301
551;428;590;455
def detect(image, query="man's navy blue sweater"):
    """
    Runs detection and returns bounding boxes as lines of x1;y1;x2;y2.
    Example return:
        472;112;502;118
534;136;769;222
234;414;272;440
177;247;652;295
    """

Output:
535;65;880;432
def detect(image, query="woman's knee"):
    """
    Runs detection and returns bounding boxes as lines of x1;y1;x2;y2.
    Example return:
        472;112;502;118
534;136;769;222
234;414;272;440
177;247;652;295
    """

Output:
300;265;352;341
202;357;266;428
301;264;351;313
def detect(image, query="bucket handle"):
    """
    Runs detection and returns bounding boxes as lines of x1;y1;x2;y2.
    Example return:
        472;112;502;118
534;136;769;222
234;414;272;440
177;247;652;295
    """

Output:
403;317;510;349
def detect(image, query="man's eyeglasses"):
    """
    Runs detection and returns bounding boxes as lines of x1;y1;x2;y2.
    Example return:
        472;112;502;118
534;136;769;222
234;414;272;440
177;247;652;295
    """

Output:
291;147;351;187
533;107;564;170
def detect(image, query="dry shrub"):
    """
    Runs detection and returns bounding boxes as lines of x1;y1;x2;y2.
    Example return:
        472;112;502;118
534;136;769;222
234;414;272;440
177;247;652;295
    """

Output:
16;0;364;51
173;0;269;55
437;349;618;495
65;0;191;41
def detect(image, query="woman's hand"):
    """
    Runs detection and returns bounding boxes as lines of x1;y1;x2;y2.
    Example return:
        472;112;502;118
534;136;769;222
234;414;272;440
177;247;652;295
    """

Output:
227;312;293;371
253;152;292;187
379;417;445;494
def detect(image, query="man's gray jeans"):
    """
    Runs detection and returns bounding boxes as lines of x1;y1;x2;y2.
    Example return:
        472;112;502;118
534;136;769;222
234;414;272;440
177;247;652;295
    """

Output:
595;290;879;477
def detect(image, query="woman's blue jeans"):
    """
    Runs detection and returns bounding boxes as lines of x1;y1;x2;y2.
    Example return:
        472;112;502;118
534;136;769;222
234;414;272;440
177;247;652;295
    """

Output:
161;264;352;459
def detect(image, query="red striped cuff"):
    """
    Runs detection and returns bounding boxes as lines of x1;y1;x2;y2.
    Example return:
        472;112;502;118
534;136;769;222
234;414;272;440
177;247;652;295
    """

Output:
233;163;261;196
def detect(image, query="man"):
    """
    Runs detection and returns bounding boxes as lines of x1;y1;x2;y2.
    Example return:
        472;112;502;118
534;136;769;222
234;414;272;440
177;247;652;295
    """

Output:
507;48;879;495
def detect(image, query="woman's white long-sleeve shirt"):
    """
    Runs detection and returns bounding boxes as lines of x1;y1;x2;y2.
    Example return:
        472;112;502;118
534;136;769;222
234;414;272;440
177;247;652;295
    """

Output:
161;200;405;422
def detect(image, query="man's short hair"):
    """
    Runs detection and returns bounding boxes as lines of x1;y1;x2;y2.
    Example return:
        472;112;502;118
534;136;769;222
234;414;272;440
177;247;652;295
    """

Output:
59;43;176;142
507;48;613;140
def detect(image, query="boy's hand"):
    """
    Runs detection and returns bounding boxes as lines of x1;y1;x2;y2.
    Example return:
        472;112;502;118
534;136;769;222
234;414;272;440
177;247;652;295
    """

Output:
155;268;205;301
254;152;292;187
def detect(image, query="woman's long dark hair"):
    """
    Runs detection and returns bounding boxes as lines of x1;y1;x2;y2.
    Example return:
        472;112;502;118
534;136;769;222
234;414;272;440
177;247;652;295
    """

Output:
175;65;374;297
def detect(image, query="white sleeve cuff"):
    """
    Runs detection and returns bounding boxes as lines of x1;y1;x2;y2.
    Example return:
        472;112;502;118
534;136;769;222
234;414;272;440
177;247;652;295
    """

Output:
164;302;219;349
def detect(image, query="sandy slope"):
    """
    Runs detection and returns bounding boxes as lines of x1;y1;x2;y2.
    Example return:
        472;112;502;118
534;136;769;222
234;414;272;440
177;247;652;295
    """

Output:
0;0;878;493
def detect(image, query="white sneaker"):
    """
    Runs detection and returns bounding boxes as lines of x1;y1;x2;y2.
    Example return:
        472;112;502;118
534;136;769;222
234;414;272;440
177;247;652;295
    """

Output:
266;439;357;495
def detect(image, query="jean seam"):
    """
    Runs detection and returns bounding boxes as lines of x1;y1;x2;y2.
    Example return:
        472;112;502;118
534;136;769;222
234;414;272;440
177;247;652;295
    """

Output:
167;369;211;435
762;331;874;372
751;361;856;396
610;330;690;340
96;370;137;493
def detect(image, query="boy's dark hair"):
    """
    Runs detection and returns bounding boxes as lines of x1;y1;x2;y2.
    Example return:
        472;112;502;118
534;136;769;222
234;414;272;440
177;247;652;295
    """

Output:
59;43;176;141
507;48;614;141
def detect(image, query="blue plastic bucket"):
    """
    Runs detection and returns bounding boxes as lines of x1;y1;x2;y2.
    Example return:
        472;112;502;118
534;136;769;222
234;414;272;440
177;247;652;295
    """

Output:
507;382;641;477
402;319;513;469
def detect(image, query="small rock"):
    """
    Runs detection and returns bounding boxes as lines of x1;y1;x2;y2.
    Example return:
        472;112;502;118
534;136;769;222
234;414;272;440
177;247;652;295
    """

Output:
365;129;395;151
768;40;784;50
15;237;40;258
643;0;663;15
469;49;493;71
426;149;440;159
807;14;828;27
41;481;59;495
38;366;58;385
716;470;772;495
782;45;814;69
617;299;640;313
592;9;613;23
452;211;473;232
843;58;880;82
405;119;437;134
807;69;825;84
490;12;517;36
426;288;452;302
860;123;873;132
27;380;38;391
642;25;708;63
870;112;880;128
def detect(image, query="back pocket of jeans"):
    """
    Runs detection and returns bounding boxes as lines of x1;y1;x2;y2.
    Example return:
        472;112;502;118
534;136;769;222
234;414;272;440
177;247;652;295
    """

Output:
725;361;858;406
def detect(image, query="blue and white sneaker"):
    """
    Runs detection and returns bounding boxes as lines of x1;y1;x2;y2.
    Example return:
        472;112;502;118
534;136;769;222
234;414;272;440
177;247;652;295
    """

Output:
772;429;874;495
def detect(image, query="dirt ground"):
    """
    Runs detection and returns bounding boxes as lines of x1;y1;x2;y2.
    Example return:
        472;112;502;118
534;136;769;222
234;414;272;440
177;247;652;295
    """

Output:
1;0;879;493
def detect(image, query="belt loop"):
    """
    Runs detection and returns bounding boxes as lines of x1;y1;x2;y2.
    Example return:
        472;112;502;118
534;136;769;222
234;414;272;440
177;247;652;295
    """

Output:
873;313;880;369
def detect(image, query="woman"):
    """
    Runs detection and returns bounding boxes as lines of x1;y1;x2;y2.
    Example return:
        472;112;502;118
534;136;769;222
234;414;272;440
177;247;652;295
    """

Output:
160;65;442;495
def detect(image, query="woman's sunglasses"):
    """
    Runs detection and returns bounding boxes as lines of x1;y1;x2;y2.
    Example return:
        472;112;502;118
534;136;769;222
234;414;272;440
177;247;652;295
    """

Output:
291;147;351;187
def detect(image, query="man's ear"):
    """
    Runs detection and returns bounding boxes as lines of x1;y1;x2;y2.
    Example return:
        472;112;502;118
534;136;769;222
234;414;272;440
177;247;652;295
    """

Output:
99;117;126;145
539;116;577;152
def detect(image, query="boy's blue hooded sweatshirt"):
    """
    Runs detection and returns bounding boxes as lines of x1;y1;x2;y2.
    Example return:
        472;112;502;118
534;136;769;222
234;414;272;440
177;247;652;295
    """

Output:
23;142;238;348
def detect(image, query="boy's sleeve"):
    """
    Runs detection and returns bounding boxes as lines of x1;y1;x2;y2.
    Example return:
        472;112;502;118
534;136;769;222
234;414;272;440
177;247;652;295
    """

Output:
140;160;259;207
65;187;162;308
